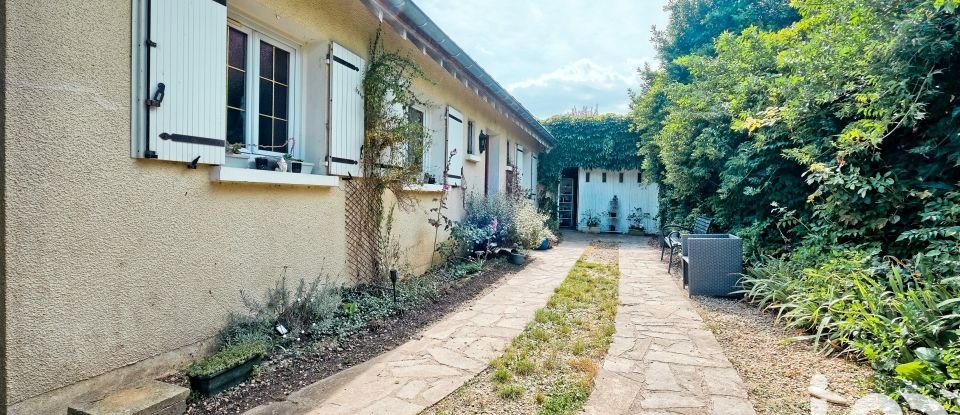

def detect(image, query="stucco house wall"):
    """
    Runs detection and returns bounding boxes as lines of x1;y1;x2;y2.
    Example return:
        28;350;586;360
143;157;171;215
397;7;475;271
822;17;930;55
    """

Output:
1;0;548;413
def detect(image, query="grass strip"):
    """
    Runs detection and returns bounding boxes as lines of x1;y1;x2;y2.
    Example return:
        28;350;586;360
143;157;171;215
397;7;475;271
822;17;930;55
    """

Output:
427;244;619;415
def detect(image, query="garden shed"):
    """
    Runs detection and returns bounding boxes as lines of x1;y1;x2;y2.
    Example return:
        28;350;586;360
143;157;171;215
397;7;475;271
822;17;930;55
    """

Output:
540;114;659;233
564;168;659;233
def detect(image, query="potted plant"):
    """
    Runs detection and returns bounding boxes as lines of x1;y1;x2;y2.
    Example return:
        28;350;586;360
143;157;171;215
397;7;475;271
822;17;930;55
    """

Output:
225;142;245;155
185;341;266;396
254;157;270;170
537;238;551;250
284;153;305;173
509;248;525;265
424;172;437;184
298;161;315;174
627;207;651;236
581;210;602;233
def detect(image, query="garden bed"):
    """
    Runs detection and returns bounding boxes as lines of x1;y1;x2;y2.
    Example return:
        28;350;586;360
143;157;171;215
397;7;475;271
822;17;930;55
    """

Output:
160;258;525;415
690;296;873;415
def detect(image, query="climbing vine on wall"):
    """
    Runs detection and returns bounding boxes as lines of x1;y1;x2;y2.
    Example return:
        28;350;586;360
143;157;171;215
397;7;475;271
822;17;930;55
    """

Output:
537;114;643;193
343;28;431;285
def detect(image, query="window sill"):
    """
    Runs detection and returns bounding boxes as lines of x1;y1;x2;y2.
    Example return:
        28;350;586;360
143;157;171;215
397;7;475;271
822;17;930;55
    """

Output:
405;184;445;193
210;166;339;187
465;153;482;163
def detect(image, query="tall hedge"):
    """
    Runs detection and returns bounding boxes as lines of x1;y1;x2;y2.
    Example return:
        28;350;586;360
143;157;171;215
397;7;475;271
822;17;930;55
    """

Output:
630;0;960;408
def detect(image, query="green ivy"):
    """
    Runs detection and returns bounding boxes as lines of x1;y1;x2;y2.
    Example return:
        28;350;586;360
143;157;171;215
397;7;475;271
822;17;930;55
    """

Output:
538;114;643;193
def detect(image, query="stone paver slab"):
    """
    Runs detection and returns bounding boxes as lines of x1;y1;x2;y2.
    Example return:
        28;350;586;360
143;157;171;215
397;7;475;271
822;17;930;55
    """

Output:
242;235;591;415
583;241;756;415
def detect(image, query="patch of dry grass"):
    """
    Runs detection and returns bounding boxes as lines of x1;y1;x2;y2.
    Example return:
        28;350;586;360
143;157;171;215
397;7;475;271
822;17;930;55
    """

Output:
424;242;620;415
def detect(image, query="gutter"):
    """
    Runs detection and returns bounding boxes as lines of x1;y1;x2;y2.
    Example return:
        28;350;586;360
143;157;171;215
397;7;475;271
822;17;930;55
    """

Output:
361;0;556;150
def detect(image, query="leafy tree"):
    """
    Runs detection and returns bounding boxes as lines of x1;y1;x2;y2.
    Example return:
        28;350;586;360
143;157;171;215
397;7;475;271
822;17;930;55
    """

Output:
654;0;798;80
631;0;960;406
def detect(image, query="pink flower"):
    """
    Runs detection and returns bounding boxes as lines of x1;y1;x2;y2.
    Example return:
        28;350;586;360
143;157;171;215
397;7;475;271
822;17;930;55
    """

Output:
490;217;499;232
443;184;450;191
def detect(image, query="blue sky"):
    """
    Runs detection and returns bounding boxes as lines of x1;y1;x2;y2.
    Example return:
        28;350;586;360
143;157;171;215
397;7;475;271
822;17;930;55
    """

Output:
416;0;671;118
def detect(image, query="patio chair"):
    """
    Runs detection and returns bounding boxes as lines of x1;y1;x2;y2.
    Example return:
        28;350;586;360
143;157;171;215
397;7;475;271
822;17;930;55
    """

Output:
660;216;712;273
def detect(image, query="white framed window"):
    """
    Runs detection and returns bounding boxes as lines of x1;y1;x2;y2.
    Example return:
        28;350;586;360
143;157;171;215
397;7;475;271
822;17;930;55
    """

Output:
467;120;476;155
226;18;302;158
407;105;426;171
131;2;304;165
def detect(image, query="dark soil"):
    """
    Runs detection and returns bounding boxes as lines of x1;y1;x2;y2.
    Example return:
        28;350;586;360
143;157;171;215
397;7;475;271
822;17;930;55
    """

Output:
160;258;525;414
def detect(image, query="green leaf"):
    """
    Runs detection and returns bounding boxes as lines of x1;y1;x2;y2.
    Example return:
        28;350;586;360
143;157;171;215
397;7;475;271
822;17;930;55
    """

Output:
915;347;942;365
895;360;946;384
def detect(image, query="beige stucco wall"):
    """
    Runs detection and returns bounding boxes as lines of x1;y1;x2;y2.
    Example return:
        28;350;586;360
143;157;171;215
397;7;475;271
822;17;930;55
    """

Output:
2;0;546;411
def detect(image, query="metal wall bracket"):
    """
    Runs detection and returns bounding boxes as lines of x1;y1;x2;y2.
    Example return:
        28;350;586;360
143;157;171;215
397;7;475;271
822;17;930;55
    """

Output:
146;83;165;107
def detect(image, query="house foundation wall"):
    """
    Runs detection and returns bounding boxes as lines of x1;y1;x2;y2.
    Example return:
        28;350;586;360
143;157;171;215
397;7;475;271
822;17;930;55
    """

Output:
2;0;543;412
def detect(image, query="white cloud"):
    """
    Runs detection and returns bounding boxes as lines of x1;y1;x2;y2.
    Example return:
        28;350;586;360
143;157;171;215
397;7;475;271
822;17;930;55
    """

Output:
507;59;637;92
505;58;655;117
415;0;671;117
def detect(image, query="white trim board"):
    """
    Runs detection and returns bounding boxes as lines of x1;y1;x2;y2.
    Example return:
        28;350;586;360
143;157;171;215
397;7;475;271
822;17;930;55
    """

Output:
210;166;340;187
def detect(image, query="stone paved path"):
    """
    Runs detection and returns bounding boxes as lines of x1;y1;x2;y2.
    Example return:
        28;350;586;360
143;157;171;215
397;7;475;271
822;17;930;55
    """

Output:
245;235;590;415
583;240;756;415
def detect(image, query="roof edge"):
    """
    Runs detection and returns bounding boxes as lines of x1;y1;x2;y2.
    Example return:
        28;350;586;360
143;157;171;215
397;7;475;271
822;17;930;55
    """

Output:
360;0;556;149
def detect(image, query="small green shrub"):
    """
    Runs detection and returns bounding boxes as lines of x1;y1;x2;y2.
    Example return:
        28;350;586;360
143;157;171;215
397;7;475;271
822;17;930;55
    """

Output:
512;199;556;249
464;194;516;242
184;342;266;378
218;313;273;348
493;367;512;384
237;273;342;342
496;383;524;400
541;379;590;415
460;260;483;275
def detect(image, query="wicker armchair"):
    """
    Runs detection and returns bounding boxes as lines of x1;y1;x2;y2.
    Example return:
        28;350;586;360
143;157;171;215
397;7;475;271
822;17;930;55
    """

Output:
681;234;742;297
661;216;712;273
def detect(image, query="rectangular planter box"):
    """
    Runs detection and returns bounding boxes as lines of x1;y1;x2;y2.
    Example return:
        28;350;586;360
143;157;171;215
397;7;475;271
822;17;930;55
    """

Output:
681;234;742;297
189;356;261;397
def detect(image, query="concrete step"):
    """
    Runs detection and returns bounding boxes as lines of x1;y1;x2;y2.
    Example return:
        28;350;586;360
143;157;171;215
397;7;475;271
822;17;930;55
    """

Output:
68;380;189;415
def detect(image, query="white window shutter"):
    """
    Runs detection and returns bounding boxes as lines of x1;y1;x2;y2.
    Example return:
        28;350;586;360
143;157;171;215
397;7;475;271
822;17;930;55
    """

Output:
328;42;365;177
531;155;538;193
530;154;540;202
445;106;464;186
516;145;525;188
146;0;227;166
